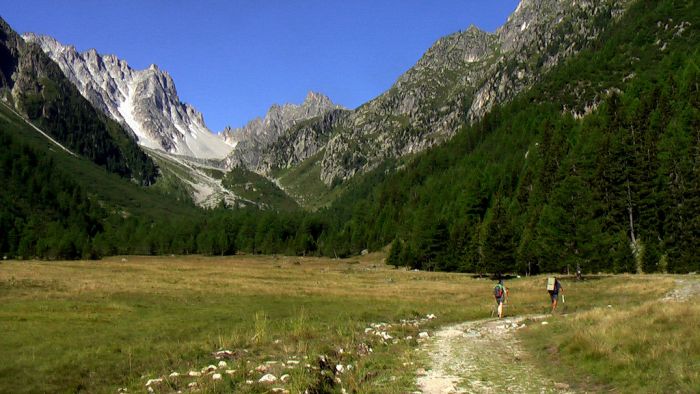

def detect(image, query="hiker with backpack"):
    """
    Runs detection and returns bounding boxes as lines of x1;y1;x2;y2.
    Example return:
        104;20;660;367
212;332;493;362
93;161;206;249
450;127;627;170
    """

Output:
493;279;508;318
547;277;563;313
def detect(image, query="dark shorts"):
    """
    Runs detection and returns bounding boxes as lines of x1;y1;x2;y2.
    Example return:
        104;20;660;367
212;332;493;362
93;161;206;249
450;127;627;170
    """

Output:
496;297;505;305
549;292;559;302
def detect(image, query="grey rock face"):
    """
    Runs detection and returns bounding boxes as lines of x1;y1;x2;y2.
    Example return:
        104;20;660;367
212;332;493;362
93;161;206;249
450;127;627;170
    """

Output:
311;0;632;185
222;91;343;173
22;33;232;159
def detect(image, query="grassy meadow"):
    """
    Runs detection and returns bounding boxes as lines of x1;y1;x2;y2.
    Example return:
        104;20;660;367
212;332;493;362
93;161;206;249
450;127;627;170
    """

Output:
0;255;686;393
521;278;699;393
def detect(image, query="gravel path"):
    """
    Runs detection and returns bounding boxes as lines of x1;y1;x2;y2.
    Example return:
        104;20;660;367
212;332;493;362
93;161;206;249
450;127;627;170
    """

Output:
416;314;574;394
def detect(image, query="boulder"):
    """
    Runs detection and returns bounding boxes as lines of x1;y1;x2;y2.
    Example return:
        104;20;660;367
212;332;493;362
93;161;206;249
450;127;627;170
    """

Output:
259;374;278;383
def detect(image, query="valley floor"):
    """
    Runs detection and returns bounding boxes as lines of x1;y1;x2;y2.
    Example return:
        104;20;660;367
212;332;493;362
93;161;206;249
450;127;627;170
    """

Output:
0;256;694;393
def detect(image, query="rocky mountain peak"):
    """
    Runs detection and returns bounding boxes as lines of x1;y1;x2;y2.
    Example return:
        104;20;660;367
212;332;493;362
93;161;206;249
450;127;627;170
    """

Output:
22;33;232;159
222;92;343;172
314;0;633;186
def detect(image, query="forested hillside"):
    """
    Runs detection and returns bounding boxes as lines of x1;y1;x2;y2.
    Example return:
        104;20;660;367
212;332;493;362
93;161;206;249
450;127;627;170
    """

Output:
328;0;700;274
2;0;698;275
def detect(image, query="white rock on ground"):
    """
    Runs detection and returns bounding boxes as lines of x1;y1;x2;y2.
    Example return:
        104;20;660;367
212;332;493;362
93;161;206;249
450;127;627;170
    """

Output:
188;371;202;377
187;382;198;388
212;373;222;381
280;374;291;382
145;378;163;386
218;360;228;368
259;374;278;383
202;365;217;373
169;372;179;378
419;332;430;338
225;369;236;375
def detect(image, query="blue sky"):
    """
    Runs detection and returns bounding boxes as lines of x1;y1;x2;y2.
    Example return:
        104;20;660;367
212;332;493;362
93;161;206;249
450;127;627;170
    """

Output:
2;1;520;131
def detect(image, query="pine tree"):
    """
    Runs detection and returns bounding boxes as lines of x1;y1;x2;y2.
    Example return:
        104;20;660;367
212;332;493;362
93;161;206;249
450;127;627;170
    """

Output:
482;197;516;275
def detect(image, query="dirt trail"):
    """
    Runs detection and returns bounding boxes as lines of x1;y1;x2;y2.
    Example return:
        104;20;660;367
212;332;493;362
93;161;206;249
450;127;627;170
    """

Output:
417;314;573;394
662;278;700;302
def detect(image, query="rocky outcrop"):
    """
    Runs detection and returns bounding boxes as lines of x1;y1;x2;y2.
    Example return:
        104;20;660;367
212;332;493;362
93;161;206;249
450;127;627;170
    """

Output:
221;91;343;172
23;33;232;159
297;0;632;185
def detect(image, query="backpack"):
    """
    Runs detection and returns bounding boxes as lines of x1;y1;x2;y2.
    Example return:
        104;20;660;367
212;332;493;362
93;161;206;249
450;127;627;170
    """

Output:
494;284;504;298
546;277;556;291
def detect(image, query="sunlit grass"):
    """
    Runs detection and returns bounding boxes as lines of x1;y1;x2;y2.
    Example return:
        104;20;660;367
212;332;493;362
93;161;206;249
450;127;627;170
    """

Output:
520;276;697;393
0;257;678;393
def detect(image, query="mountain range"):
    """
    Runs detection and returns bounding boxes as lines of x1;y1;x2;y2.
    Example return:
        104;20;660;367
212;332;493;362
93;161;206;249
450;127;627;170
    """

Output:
1;0;698;275
22;0;632;203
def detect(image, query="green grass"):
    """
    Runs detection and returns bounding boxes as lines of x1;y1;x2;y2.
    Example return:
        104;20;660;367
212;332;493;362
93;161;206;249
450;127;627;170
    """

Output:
0;256;682;393
222;167;299;211
273;150;348;211
519;276;698;393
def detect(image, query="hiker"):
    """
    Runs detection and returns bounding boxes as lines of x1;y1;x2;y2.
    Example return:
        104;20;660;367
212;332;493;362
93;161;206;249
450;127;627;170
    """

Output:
493;279;508;318
547;277;563;313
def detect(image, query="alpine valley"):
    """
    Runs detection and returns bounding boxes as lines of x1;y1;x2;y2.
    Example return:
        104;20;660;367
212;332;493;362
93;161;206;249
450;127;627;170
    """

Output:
1;0;699;276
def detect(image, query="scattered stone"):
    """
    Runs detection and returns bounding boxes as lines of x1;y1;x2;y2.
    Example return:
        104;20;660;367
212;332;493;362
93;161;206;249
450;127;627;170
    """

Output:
217;360;228;368
286;360;300;365
169;372;180;378
212;373;222;381
271;389;289;394
361;249;369;255
280;374;291;383
418;332;430;339
427;314;436;320
145;378;163;387
225;369;236;375
213;350;234;359
554;382;570;390
259;374;278;383
245;380;254;385
188;371;202;377
201;365;217;374
607;305;613;308
147;387;154;393
255;364;268;373
336;364;345;374
541;321;549;325
117;388;128;393
187;382;198;389
405;335;413;340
